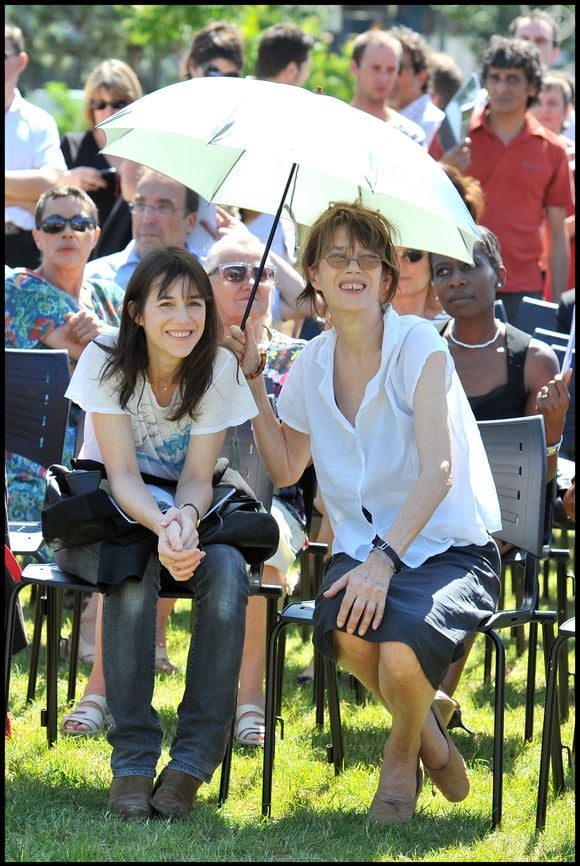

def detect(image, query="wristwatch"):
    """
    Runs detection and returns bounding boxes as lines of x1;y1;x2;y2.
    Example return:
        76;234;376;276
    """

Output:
371;535;403;573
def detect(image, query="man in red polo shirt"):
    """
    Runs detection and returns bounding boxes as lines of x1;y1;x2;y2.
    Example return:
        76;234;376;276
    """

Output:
466;36;573;323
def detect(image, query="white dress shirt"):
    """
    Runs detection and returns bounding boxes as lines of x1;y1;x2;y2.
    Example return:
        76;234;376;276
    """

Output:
5;88;67;230
277;307;501;565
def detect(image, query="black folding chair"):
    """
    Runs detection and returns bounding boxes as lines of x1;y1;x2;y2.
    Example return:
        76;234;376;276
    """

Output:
261;415;556;827
5;348;71;561
515;296;558;336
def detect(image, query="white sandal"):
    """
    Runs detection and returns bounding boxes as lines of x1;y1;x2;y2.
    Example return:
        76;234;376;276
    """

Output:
234;703;265;747
62;694;112;736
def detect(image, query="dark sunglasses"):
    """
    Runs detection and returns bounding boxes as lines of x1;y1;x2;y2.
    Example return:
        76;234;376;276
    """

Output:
211;263;277;284
90;98;129;111
400;249;425;263
200;63;240;78
38;215;97;234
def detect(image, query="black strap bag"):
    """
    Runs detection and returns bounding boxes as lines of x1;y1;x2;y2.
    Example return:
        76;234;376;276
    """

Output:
42;457;279;568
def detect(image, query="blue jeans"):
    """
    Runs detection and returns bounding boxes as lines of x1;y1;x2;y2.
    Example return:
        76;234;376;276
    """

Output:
56;542;249;782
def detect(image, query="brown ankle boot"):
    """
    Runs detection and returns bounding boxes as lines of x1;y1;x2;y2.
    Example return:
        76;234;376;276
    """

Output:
149;767;202;819
108;776;153;820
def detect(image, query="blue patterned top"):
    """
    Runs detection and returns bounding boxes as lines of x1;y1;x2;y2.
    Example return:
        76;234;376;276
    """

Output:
5;268;124;523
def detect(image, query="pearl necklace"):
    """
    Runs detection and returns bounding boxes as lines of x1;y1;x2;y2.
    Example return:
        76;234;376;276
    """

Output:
448;324;502;350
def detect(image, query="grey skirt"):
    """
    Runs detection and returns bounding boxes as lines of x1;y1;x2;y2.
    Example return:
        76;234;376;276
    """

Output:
312;539;501;689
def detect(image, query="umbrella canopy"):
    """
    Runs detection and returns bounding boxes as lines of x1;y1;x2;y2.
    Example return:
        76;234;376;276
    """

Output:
98;77;481;325
98;76;479;254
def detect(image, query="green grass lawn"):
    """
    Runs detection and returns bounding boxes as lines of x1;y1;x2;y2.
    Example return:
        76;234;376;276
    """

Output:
5;550;575;863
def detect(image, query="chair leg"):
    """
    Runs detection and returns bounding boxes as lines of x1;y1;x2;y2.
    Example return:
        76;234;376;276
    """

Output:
45;587;61;747
486;629;506;829
26;593;44;703
556;559;570;721
323;657;344;774
262;619;287;817
525;620;539;742
314;650;325;728
67;591;84;703
536;631;569;831
218;700;236;806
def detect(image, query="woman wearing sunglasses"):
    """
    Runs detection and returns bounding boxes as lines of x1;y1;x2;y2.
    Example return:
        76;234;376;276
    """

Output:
60;59;142;231
393;246;449;324
5;184;126;722
5;184;124;526
227;201;502;824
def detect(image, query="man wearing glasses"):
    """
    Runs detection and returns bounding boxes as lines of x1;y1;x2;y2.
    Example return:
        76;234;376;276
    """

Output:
84;169;200;289
5;24;67;268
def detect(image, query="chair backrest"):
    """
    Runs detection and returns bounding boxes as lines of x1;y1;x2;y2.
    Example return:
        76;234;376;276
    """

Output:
5;348;71;468
477;416;547;559
533;327;569;349
494;299;508;323
514;296;558;336
551;345;576;457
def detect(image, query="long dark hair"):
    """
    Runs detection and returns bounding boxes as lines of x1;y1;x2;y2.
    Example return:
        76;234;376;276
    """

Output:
99;246;223;422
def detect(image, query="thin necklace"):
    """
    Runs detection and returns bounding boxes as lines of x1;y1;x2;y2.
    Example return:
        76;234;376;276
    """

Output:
448;323;502;350
147;373;173;392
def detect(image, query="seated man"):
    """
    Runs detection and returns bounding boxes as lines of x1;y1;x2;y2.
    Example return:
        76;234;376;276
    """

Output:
84;168;199;288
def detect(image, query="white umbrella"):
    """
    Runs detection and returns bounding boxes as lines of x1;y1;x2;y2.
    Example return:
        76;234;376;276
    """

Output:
97;76;480;325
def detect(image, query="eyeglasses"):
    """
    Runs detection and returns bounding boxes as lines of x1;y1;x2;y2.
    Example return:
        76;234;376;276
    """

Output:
322;253;384;270
5;50;19;60
38;215;97;234
128;201;184;216
200;63;240;78
210;262;277;284
90;98;130;111
398;249;425;263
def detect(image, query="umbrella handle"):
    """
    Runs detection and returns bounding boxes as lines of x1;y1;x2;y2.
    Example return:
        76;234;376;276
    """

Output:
240;162;298;331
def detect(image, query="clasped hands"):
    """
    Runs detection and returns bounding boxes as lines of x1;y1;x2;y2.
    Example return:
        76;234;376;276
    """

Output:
325;552;393;637
157;506;205;582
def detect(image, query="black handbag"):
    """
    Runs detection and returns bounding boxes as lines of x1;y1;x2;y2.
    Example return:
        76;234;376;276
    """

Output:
42;458;279;567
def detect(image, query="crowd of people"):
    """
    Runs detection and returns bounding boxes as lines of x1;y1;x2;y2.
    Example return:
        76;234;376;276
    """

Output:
5;8;575;826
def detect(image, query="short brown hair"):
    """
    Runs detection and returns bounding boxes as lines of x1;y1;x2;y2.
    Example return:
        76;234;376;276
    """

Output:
299;201;400;314
35;185;98;227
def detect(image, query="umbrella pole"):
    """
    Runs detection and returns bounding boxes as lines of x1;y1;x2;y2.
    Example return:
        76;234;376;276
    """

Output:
240;162;298;330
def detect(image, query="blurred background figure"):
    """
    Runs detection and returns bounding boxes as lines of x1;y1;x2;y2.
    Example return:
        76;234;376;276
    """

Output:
182;19;244;80
60;59;143;259
509;6;575;142
180;21;246;264
386;25;445;149
254;21;314;86
5;24;67;268
348;29;426;145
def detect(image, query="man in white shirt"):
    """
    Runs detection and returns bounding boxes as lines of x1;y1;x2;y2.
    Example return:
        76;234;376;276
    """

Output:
5;24;67;267
387;25;445;150
348;29;426;147
84;169;199;289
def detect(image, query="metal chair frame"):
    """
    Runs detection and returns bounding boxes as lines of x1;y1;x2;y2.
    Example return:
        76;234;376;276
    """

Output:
261;415;555;827
536;616;575;832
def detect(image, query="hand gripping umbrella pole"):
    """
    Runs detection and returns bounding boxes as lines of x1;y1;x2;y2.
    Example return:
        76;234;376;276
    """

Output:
239;162;298;331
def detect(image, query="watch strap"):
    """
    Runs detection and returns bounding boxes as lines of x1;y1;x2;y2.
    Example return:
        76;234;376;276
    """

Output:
371;535;403;572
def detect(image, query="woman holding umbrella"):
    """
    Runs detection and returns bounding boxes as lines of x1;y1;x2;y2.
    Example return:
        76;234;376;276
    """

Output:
226;201;502;824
